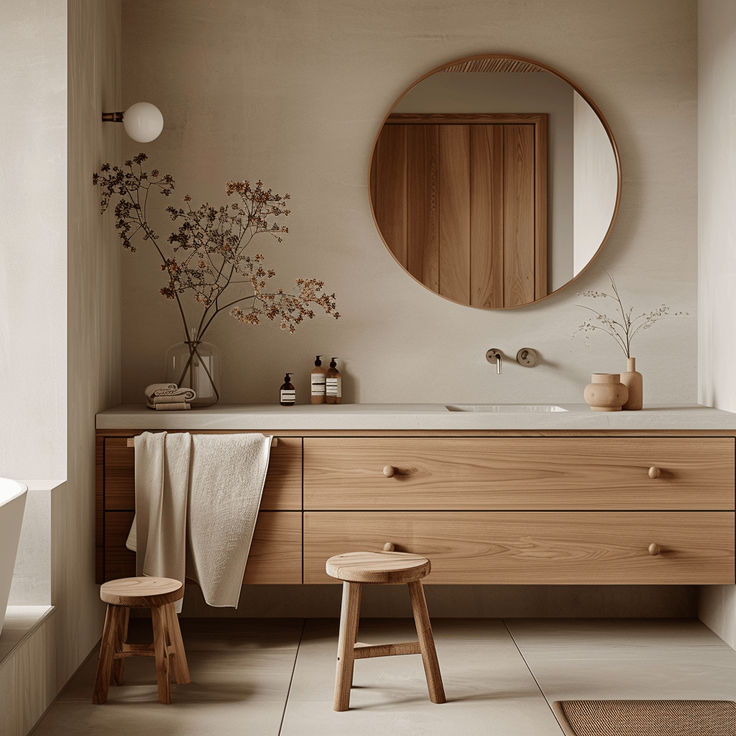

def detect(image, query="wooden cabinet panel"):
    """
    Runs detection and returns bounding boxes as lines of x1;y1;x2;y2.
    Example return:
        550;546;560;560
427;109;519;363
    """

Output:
371;125;407;263
304;437;734;511
104;435;302;511
371;113;548;309
470;125;503;308
503;124;536;306
104;511;136;581
104;511;301;584
407;124;439;291
242;511;302;584
438;125;471;303
304;511;735;585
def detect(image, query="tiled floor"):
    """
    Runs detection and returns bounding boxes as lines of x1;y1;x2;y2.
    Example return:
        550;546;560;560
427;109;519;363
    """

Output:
31;618;736;735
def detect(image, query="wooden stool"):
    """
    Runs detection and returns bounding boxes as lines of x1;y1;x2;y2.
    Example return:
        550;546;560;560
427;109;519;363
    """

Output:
326;544;446;711
93;577;190;704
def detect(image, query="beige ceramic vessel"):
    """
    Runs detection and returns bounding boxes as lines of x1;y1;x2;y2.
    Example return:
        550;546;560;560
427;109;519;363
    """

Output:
584;373;629;412
620;357;643;410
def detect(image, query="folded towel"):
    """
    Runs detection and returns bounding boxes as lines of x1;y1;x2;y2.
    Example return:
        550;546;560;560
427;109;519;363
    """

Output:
143;384;197;401
126;432;272;609
187;434;271;607
146;400;191;411
149;394;193;405
144;382;178;397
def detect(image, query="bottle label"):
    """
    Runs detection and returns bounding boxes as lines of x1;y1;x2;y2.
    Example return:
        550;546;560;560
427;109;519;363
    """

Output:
326;377;342;397
311;374;326;395
280;389;295;402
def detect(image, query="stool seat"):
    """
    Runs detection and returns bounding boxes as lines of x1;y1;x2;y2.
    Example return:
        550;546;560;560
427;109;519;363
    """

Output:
100;577;184;607
326;551;431;584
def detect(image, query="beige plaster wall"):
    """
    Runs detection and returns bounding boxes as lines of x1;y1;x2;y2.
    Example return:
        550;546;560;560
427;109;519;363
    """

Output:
61;0;123;694
697;0;736;649
120;0;697;407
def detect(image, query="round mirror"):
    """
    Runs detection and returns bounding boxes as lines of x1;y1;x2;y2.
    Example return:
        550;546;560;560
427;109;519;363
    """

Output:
369;54;621;309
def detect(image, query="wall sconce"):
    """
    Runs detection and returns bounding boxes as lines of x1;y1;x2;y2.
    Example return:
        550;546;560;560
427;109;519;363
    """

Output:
102;102;164;143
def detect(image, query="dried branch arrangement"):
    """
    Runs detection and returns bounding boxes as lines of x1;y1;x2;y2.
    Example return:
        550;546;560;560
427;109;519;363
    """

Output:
575;274;685;358
93;153;339;347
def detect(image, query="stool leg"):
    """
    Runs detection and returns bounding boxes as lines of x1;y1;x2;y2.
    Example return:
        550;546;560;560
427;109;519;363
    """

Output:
112;607;130;685
164;603;191;684
93;605;123;704
408;581;446;704
333;581;362;712
151;605;172;704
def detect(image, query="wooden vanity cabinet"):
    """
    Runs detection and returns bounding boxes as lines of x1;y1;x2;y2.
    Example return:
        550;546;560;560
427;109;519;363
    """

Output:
301;435;735;585
95;430;736;586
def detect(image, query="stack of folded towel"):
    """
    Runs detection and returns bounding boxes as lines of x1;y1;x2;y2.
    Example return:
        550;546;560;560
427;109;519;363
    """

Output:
145;383;197;410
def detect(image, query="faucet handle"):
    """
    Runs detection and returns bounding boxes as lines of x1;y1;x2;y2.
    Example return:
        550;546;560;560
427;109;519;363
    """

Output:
486;349;503;374
516;348;538;367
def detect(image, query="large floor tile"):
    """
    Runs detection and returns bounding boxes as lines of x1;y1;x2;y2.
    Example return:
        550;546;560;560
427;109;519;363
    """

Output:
507;619;736;701
280;618;564;736
32;618;303;736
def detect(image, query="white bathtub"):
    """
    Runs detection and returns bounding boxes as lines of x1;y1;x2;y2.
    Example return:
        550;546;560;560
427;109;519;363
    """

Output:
0;479;27;637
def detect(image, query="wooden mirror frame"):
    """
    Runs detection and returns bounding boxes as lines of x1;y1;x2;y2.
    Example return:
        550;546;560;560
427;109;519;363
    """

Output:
368;52;622;310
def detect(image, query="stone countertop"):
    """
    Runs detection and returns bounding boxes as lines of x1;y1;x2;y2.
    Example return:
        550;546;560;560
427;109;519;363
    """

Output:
96;403;736;432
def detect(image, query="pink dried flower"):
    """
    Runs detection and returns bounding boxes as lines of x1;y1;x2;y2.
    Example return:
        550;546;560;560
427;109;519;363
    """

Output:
93;155;340;353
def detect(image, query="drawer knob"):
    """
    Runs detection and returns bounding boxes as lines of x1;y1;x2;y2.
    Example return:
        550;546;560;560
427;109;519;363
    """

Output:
648;543;661;555
383;465;396;478
648;466;661;479
383;542;395;552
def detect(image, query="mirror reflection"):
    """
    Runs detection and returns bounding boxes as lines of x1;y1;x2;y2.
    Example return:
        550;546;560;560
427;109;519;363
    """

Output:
369;56;620;309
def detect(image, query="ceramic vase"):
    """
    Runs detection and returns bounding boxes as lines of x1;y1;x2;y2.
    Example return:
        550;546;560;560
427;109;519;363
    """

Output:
583;373;629;412
620;357;643;411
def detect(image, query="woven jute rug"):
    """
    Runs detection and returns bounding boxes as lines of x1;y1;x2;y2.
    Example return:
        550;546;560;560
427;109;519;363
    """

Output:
552;700;736;736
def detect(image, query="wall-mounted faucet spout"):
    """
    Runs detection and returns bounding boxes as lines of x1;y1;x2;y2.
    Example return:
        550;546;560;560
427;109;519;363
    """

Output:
486;348;503;374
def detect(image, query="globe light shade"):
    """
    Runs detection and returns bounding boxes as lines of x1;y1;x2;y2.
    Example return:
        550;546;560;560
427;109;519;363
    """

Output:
123;102;164;143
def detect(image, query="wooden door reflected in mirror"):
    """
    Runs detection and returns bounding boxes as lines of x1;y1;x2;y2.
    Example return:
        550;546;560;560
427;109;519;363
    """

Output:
369;55;621;310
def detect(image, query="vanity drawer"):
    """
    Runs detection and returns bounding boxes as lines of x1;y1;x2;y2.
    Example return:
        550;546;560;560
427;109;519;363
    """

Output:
104;435;302;511
104;510;302;584
303;437;734;510
303;511;735;585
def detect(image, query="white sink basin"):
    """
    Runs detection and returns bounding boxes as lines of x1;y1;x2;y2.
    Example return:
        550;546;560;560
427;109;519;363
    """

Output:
445;404;568;413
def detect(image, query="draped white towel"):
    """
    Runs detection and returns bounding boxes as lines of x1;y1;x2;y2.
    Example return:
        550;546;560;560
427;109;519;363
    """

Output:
125;431;271;609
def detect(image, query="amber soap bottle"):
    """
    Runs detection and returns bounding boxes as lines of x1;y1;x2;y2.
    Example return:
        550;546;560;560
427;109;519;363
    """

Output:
280;372;295;406
325;357;342;404
310;355;326;404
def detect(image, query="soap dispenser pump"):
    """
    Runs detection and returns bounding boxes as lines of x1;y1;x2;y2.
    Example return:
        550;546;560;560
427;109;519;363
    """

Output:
310;355;327;404
326;357;342;404
280;373;295;406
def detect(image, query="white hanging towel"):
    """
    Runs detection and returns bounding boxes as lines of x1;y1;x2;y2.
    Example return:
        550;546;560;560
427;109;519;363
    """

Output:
187;433;271;607
126;431;271;609
126;432;190;587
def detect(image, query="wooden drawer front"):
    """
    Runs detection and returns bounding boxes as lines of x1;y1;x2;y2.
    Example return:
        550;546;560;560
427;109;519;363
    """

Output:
104;511;302;584
104;511;136;582
104;435;302;510
242;511;302;584
303;511;735;585
303;438;734;510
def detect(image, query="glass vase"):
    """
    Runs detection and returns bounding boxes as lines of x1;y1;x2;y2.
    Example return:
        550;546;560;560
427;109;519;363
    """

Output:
165;328;220;407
